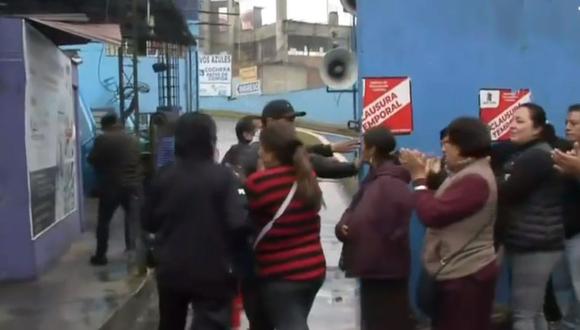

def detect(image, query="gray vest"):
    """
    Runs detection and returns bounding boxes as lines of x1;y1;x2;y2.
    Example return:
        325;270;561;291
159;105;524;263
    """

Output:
423;158;497;280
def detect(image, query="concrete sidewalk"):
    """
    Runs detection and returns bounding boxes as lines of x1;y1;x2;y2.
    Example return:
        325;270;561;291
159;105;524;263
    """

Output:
0;198;150;330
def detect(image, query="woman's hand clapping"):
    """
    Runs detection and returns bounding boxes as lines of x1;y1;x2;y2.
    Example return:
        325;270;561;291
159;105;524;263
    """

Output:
399;149;429;180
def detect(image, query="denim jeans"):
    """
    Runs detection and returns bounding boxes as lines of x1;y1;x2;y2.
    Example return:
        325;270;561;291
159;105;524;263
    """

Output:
509;251;563;330
553;234;580;330
259;279;323;330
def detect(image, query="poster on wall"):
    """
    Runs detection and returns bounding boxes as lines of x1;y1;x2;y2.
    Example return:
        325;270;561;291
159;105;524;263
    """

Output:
362;77;414;134
239;66;258;82
479;89;532;141
234;80;262;97
23;23;77;239
198;54;232;97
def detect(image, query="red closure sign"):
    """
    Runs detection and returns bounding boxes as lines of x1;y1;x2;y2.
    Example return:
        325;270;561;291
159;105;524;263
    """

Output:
362;77;413;134
479;89;532;141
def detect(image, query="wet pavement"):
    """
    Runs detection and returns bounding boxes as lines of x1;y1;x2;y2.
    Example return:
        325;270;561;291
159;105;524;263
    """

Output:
0;198;147;330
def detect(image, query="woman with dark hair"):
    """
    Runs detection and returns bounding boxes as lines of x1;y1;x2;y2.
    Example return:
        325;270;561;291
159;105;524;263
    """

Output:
142;113;249;330
400;117;498;330
244;121;325;330
335;126;415;330
497;103;565;330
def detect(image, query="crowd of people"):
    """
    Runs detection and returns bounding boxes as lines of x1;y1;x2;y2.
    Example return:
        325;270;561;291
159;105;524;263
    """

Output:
87;99;580;330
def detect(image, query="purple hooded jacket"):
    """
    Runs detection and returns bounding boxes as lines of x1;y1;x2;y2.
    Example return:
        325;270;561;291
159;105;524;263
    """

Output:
336;161;413;279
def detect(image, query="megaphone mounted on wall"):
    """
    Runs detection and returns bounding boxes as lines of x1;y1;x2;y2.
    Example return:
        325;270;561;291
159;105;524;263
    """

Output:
320;47;358;90
340;0;356;15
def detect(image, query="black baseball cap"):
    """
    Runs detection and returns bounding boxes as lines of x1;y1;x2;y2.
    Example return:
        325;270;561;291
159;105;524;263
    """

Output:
261;99;306;120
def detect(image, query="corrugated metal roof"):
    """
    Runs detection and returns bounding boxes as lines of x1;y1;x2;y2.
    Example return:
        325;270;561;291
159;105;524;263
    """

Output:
21;13;90;22
27;18;121;46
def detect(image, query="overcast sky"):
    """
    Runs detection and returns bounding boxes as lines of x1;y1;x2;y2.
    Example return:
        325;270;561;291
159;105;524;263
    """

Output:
239;0;353;26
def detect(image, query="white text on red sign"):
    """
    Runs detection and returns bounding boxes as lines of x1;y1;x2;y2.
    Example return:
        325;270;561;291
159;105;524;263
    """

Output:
489;92;531;140
362;79;411;131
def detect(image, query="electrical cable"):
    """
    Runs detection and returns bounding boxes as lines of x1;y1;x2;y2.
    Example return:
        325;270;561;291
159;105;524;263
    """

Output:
97;44;117;93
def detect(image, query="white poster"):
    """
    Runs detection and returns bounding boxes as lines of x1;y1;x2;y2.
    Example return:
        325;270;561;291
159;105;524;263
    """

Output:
23;23;77;239
234;80;262;97
198;54;232;97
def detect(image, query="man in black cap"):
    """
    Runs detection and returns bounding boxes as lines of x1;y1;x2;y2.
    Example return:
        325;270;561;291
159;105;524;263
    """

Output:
243;99;360;179
261;99;358;154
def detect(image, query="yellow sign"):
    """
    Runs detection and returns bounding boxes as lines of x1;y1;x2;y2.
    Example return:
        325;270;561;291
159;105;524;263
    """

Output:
239;66;258;82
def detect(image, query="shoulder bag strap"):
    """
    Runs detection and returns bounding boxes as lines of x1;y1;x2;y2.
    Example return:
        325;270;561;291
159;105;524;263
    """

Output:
253;182;297;250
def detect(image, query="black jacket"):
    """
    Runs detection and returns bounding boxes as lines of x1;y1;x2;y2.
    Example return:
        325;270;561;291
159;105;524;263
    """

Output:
222;142;253;167
563;178;580;239
306;144;359;178
88;132;143;190
556;141;580;239
309;153;359;179
498;141;565;252
221;142;260;180
241;143;358;179
142;159;249;296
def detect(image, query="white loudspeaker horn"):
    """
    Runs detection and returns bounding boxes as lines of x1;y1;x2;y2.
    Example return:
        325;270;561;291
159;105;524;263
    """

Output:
340;0;356;15
320;48;358;90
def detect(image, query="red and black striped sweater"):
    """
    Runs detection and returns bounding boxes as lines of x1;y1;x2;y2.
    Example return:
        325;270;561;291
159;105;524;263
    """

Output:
245;166;326;281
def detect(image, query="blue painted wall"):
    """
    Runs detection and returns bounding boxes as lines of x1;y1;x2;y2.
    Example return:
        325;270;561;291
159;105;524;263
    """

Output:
72;23;357;127
72;42;188;114
0;18;37;280
357;0;580;306
75;47;356;128
71;23;204;116
0;18;83;281
357;0;580;153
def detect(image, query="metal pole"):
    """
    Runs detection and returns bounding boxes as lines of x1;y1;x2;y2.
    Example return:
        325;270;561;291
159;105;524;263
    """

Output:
184;47;189;112
128;0;146;278
351;16;358;122
164;43;172;107
195;48;200;112
188;47;193;112
132;0;140;136
118;44;126;126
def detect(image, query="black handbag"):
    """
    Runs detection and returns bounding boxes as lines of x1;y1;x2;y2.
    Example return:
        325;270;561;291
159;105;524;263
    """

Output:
416;223;490;319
